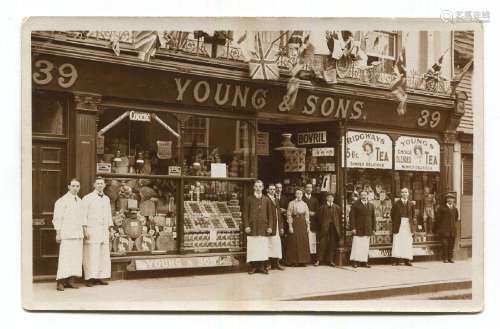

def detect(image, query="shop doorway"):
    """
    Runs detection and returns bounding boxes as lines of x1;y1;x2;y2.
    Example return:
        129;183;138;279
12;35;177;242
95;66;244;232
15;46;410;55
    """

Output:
32;140;67;276
257;120;339;199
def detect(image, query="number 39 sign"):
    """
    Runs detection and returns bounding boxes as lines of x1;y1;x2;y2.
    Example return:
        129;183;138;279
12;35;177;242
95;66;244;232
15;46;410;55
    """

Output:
32;59;78;89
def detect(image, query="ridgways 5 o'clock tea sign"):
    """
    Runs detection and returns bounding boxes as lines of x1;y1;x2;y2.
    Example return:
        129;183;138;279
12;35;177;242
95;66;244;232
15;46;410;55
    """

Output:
395;136;440;172
345;131;393;169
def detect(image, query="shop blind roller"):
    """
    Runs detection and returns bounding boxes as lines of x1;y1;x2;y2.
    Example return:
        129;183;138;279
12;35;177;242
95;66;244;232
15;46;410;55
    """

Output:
463;155;473;195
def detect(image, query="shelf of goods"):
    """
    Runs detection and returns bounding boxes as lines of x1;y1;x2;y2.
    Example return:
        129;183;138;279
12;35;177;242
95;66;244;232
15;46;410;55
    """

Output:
183;200;243;251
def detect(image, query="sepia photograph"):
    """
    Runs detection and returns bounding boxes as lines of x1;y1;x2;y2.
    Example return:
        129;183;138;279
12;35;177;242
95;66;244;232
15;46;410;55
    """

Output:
20;17;484;312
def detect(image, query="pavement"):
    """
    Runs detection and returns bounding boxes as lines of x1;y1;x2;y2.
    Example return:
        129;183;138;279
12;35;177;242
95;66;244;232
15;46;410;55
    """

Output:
24;259;473;310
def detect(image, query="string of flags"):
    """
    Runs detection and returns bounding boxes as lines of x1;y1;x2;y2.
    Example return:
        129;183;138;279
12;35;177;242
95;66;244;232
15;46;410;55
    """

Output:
107;30;462;116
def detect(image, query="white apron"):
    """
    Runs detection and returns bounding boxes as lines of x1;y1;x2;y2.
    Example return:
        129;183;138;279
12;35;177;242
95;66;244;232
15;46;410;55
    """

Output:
83;242;111;279
392;217;414;260
246;236;269;262
268;219;282;259
350;236;370;262
56;239;83;280
308;231;317;254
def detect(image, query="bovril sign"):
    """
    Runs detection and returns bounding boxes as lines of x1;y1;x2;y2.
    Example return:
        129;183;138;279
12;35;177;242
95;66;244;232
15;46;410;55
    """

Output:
297;131;327;145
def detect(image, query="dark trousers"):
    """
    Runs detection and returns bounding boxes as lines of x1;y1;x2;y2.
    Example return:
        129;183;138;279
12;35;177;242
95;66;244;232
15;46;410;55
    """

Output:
441;234;456;261
317;224;338;264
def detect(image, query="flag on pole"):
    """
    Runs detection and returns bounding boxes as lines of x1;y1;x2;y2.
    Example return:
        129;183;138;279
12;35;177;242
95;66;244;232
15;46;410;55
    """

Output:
248;32;280;80
235;31;254;62
424;48;449;82
451;59;473;93
390;47;408;116
134;31;170;62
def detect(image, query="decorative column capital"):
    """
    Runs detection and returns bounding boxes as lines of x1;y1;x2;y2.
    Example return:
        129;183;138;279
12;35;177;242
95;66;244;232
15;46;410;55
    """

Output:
73;92;102;112
443;131;457;145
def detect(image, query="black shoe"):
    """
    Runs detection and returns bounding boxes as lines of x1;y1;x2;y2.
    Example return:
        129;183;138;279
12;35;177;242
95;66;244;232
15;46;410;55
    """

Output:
248;267;257;274
352;263;358;268
85;279;94;287
95;279;109;285
56;280;65;291
313;261;320;266
404;261;413;267
443;259;449;263
361;263;371;268
65;277;79;289
328;262;336;267
272;264;285;271
260;267;269;274
448;259;455;263
392;261;399;266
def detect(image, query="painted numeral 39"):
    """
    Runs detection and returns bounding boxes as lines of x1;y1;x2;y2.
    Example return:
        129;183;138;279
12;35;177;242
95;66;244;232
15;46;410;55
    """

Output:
417;110;441;128
32;60;78;89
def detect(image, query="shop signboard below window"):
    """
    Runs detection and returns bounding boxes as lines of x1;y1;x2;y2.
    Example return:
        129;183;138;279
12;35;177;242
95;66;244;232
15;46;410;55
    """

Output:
345;131;393;169
395;136;440;172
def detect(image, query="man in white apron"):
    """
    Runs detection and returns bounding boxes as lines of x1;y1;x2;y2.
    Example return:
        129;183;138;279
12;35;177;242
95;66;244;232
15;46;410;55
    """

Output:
391;188;416;266
266;184;285;270
82;177;114;286
52;178;86;291
349;191;376;268
243;180;273;274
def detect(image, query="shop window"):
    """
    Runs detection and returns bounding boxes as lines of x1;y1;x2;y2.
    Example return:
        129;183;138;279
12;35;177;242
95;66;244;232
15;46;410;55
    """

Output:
96;110;255;257
96;109;180;175
183;117;256;178
103;176;180;255
345;169;394;246
183;179;245;252
183;117;209;147
395;171;440;239
32;92;65;136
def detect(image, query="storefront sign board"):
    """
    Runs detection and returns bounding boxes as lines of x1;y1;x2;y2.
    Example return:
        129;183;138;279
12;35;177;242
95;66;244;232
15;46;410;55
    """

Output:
345;131;393;169
134;255;238;270
395;136;440;172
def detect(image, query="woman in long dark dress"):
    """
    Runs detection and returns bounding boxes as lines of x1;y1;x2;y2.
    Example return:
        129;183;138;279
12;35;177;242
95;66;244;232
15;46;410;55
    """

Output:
285;189;311;266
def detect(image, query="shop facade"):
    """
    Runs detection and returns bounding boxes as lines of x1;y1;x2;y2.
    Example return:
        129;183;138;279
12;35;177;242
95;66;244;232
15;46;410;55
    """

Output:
31;31;466;278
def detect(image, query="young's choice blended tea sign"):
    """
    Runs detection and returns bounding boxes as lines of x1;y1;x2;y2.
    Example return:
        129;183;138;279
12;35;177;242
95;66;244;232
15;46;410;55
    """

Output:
395;136;440;171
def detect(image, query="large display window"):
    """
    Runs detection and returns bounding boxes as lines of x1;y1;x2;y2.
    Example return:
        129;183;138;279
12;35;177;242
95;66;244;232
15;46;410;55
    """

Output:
96;109;256;257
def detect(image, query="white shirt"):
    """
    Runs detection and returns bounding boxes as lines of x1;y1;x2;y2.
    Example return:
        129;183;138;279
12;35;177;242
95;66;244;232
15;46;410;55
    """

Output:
82;190;114;243
52;192;84;239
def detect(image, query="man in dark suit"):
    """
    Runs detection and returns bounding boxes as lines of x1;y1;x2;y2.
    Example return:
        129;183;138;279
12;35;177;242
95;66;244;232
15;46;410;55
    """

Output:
275;183;289;265
266;184;285;270
314;192;341;267
303;183;320;259
435;193;460;263
243;180;273;274
391;188;416;266
349;190;376;268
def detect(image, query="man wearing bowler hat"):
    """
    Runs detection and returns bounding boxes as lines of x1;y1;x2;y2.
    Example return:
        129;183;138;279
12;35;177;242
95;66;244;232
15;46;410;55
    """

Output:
435;193;460;263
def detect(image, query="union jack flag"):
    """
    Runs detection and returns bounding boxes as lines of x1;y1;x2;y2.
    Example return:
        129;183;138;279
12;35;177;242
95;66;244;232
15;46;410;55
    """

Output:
248;33;280;80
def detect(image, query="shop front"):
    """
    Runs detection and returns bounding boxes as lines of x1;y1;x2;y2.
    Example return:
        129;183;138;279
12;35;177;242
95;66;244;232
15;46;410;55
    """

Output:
31;37;465;278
